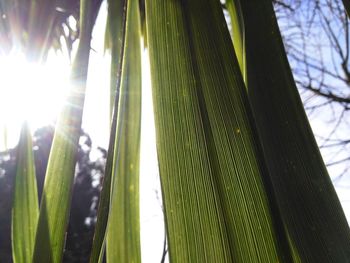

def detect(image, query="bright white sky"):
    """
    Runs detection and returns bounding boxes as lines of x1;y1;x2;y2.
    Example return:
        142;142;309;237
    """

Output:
0;2;349;262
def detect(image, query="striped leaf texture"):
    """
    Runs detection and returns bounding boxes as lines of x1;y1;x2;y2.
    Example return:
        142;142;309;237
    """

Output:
225;0;245;77
146;0;292;262
32;0;101;261
89;0;142;262
234;0;350;261
105;0;125;120
89;0;127;259
106;0;142;261
11;123;39;263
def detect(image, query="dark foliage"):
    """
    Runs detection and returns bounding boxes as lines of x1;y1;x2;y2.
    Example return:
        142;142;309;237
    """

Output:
0;126;106;262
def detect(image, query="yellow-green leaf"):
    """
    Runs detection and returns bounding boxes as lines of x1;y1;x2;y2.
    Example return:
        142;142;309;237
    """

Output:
89;0;129;261
12;122;38;263
106;0;125;120
226;0;245;79
145;0;292;262
106;0;142;261
89;1;142;262
32;0;101;262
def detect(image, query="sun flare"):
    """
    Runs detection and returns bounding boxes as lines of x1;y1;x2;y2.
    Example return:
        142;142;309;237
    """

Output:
0;53;71;149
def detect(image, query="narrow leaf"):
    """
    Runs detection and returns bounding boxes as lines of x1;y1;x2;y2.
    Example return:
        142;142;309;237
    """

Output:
89;0;129;261
226;0;245;78
32;0;101;262
12;122;38;263
106;0;142;261
106;0;125;120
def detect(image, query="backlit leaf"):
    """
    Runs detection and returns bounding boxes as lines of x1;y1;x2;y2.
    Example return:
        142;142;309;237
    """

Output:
32;0;101;261
145;0;292;261
12;123;38;263
236;0;350;261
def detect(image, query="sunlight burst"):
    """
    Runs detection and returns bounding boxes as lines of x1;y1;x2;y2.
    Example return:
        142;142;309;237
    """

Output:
0;53;70;148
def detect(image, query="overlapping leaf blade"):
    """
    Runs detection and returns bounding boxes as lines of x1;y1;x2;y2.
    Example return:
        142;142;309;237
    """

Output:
89;0;141;262
105;0;125;120
225;0;245;77
234;0;350;261
11;123;38;263
105;0;142;262
89;0;127;256
32;0;101;261
146;0;292;262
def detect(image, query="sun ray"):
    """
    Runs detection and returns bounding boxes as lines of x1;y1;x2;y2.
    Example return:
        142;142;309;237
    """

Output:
0;52;70;149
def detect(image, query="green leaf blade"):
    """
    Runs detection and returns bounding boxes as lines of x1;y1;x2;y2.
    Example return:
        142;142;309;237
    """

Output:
237;0;350;261
12;123;39;263
106;0;142;261
106;0;125;120
226;0;245;78
31;0;101;261
146;1;232;261
89;1;142;261
180;0;292;261
146;0;291;262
